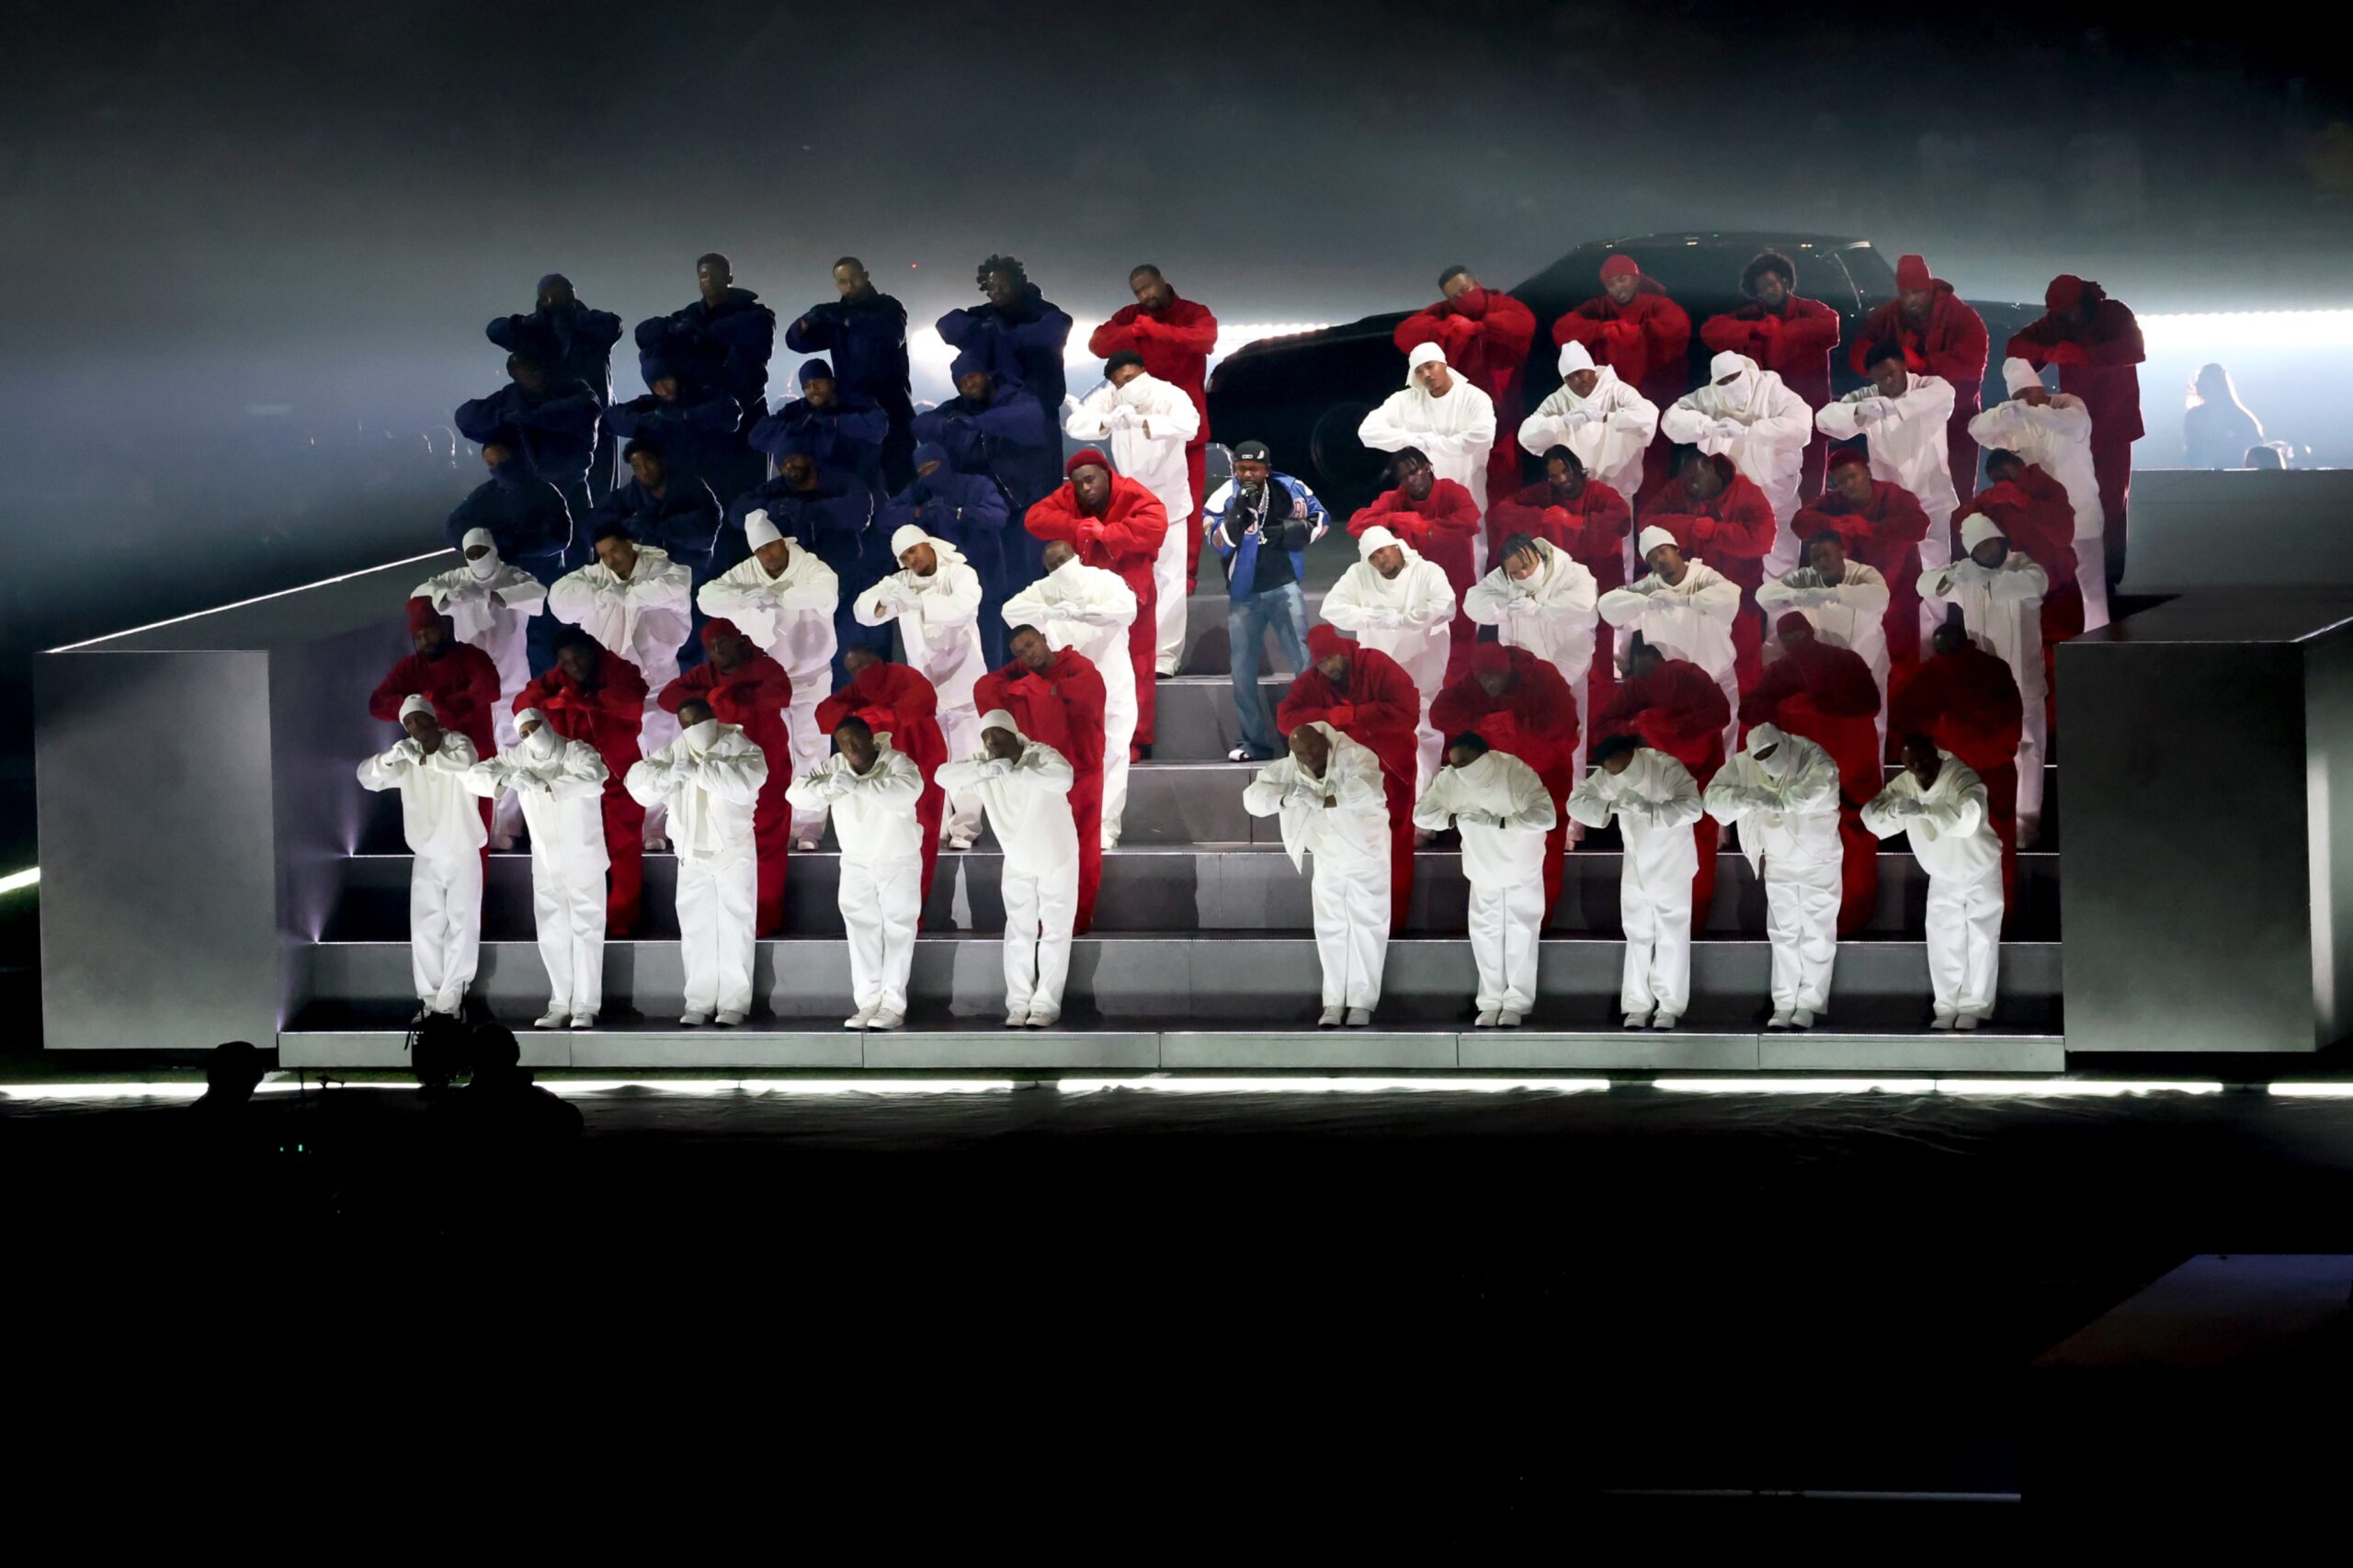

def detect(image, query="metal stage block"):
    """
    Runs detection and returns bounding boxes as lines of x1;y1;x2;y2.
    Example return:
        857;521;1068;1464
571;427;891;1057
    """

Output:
1758;1031;2066;1074
1458;1030;1760;1071
1158;1029;1460;1070
862;1029;1161;1071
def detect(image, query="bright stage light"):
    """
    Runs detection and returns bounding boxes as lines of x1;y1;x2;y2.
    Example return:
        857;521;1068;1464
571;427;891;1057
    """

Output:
1054;1075;1610;1095
1651;1077;1940;1095
1937;1079;2223;1096
0;867;37;897
546;1078;1019;1096
2267;1082;2353;1097
2139;310;2353;352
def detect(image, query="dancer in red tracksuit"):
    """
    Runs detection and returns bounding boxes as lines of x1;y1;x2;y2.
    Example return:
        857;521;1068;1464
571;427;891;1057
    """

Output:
1793;448;1934;677
1892;622;2025;913
1488;449;1632;719
2006;274;2144;591
1279;627;1424;933
1349;451;1484;681
974;627;1109;933
1087;267;1216;592
1851;254;1989;505
515;631;650;935
1637;451;1779;691
1396;267;1540;505
658;619;794;935
1552;255;1692;504
1597;635;1733;920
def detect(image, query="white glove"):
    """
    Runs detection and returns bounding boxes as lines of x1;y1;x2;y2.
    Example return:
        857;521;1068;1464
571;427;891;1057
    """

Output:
1558;409;1594;429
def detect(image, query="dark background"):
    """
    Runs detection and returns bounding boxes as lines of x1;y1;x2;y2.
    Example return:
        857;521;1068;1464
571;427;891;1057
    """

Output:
4;0;2349;916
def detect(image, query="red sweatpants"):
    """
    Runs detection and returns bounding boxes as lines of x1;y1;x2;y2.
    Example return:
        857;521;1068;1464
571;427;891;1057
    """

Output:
1384;766;1416;935
1692;812;1721;925
601;783;645;937
916;778;943;904
753;783;792;937
1071;768;1104;935
1131;608;1157;751
1836;803;1879;937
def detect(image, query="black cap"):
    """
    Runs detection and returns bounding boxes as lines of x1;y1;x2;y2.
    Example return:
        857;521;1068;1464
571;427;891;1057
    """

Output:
1232;440;1271;462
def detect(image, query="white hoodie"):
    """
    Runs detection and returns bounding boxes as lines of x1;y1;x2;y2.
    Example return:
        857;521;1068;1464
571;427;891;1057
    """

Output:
548;543;694;685
854;527;988;710
1318;526;1457;698
462;713;609;870
1597;561;1743;685
1756;561;1894;683
697;531;841;697
1816;371;1961;526
1661;351;1813;527
1967;360;2102;542
1358;342;1499;516
1412;748;1557;888
1702;723;1842;874
624;719;769;869
1463;537;1601;687
1861;753;2001;881
1924;522;2049;702
1001;555;1140;714
1063;370;1199;501
935;722;1080;870
358;727;486;861
417;530;545;665
1565;747;1704;881
1241;722;1392;871
1517;342;1661;502
785;735;926;867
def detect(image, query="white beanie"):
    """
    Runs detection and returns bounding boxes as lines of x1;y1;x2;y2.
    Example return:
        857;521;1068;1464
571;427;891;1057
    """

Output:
1406;341;1448;370
978;708;1019;737
1356;524;1401;560
1960;515;2007;553
2002;357;2042;396
1637;525;1677;561
1556;341;1595;377
889;523;928;560
744;510;784;551
398;694;436;722
1746;722;1785;754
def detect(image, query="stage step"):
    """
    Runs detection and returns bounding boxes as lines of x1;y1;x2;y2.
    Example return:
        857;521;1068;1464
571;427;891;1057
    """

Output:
274;1019;2064;1074
293;933;2063;1027
330;845;2061;941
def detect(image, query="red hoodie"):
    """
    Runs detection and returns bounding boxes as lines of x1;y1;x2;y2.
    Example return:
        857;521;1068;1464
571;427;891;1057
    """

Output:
1552;277;1692;407
1487;478;1632;590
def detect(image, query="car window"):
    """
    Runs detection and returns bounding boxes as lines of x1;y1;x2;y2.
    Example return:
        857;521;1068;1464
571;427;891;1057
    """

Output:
1836;244;1899;304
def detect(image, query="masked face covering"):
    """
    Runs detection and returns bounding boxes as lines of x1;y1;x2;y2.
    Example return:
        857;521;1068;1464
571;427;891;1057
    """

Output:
462;527;503;582
681;718;722;756
517;708;563;762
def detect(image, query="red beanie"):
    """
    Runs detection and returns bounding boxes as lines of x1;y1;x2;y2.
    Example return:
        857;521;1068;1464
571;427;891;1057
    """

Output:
1894;255;1932;291
2044;274;2086;312
1470;642;1513;676
699;617;743;649
1826;447;1870;475
1598;255;1640;282
1776;611;1813;640
1305;624;1350;663
406;597;448;633
1065;448;1111;477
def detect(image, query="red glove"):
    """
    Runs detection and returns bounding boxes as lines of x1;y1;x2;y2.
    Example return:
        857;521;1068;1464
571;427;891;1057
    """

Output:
1691;516;1717;542
2050;341;2091;368
1325;704;1357;729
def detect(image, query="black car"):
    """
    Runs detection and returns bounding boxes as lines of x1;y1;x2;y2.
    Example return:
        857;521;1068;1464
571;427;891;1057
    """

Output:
1206;231;2037;509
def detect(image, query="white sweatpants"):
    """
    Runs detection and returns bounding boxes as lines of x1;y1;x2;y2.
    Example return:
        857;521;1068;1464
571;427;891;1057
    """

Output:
783;687;828;840
1100;690;1138;846
1412;677;1445;802
639;688;680;848
678;854;756;1017
410;851;483;1015
937;702;983;844
2075;532;2110;632
1468;875;1545;1015
1003;858;1079;1021
1926;864;2004;1020
1311;853;1391;1012
1764;858;1840;1016
841;857;922;1014
480;625;529;843
2016;690;2048;833
1916;502;1956;644
1620;861;1694;1019
1152;476;1193;674
532;853;606;1018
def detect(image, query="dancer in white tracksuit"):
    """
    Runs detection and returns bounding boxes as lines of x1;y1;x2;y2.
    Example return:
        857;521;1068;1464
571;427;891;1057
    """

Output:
1598;527;1744;753
626;700;768;1027
1414;733;1556;1026
1566;735;1704;1029
1002;539;1139;846
1242;721;1392;1027
1922;515;2051;843
1358;342;1499;567
1817;343;1961;627
1464;533;1601;798
1969;357;2109;631
786;715;926;1029
1661;350;1813;573
1319;524;1457;797
548;521;693;847
936;710;1080;1027
854;524;989;846
1863;735;2005;1029
357;694;485;1020
1064;356;1199;676
1704;722;1842;1028
697;510;839;846
462;707;608;1028
1518;341;1659;574
417;528;546;844
1756;531;1894;744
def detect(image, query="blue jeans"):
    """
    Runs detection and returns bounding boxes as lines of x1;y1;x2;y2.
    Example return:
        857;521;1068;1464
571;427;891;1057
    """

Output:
1229;582;1310;759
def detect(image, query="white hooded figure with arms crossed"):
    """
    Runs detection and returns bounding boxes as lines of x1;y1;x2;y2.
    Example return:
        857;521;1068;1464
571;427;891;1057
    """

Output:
1242;721;1392;1028
936;710;1081;1028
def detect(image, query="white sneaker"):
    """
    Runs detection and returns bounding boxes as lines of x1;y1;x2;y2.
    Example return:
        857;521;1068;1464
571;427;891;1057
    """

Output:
949;835;975;851
715;1010;746;1028
868;1009;904;1030
680;1011;710;1028
1956;1014;1982;1031
1026;1011;1060;1029
844;1008;876;1030
1475;1009;1500;1028
569;1013;597;1030
1414;828;1436;847
1932;1013;1957;1031
489;833;518;852
1767;1011;1793;1030
795;836;820;851
534;1008;568;1029
1228;746;1256;763
1623;1011;1650;1030
1005;1010;1029;1028
1318;1006;1342;1028
1345;1007;1372;1028
1790;1009;1815;1030
1497;1011;1523;1028
1651;1014;1679;1031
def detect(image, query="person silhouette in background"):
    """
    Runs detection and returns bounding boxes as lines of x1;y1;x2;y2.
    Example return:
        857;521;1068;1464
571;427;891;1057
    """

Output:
2183;363;2265;470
